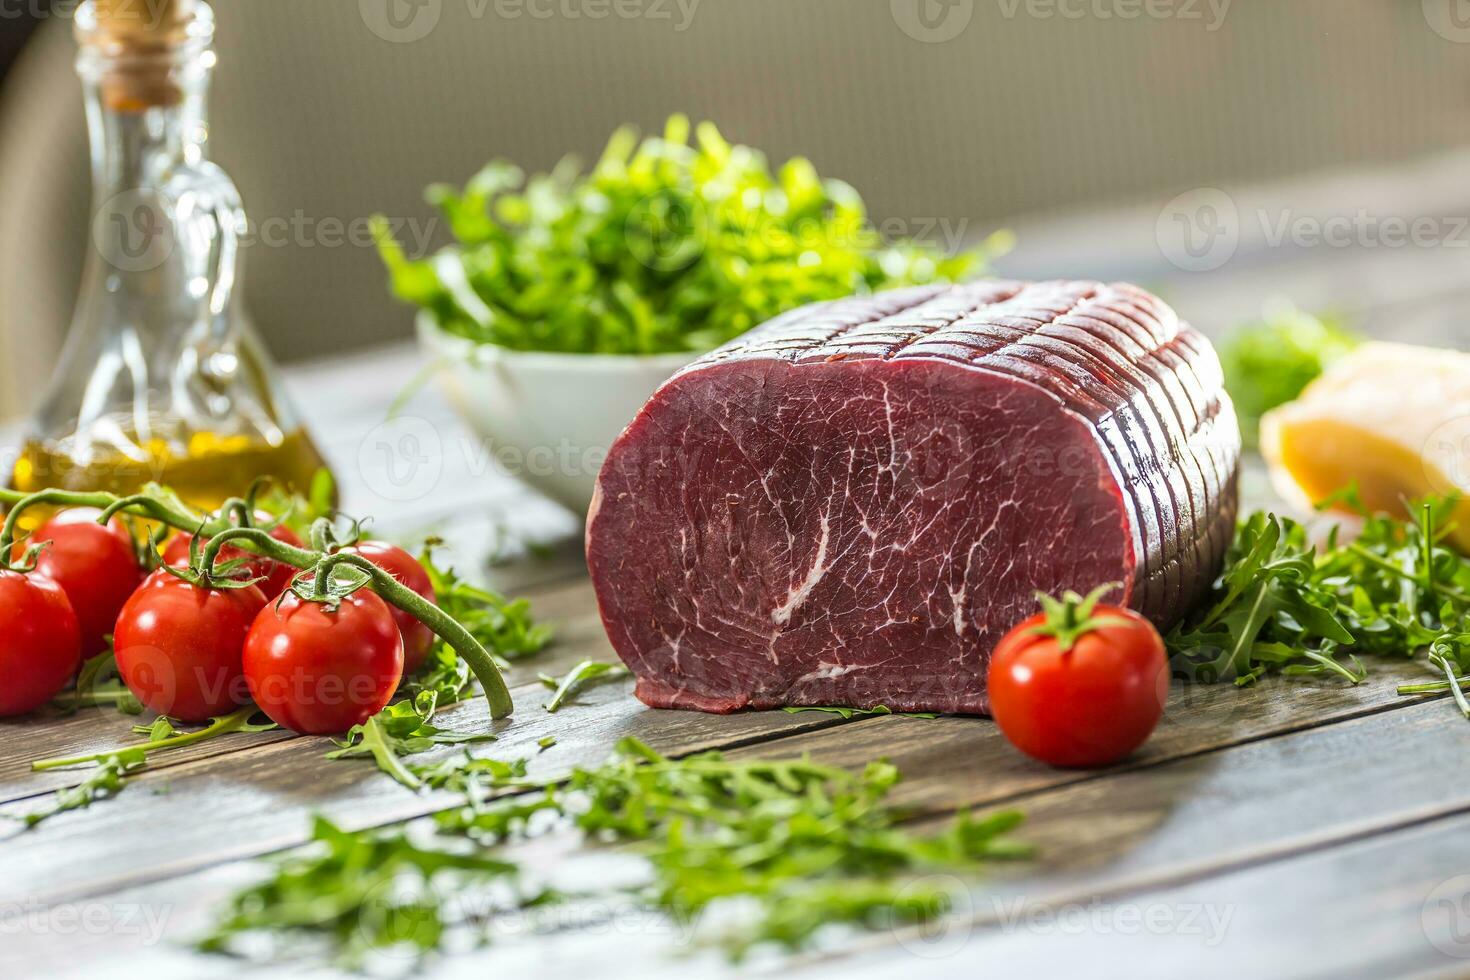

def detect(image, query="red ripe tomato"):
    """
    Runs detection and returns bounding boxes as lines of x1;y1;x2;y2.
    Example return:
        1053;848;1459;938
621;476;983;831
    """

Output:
0;570;82;717
987;587;1169;769
20;509;143;656
340;541;437;674
164;510;305;598
113;569;268;723
243;588;404;735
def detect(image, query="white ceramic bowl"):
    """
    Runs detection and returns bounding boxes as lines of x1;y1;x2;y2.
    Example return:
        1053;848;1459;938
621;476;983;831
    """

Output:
417;314;694;515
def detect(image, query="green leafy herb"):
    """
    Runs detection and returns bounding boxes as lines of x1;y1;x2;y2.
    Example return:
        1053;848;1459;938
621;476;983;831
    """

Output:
204;738;1030;967
31;705;275;772
377;115;1010;355
537;736;557;750
410;754;532;799
197;816;528;969
1218;302;1360;446
326;692;496;791
1170;497;1470;709
781;705;941;720
419;542;552;669
538;660;631;713
15;749;146;828
51;651;142;715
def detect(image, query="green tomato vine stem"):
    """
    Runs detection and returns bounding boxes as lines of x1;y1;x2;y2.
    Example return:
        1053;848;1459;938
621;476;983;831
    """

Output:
1;487;516;722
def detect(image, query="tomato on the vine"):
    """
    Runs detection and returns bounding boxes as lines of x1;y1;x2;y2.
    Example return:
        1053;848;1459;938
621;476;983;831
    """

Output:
243;588;404;735
164;511;304;598
114;569;267;723
19;508;142;656
0;570;82;717
340;541;436;674
987;586;1169;769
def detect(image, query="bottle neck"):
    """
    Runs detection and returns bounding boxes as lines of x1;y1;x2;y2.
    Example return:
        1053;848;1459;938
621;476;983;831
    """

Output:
82;81;209;197
75;0;216;196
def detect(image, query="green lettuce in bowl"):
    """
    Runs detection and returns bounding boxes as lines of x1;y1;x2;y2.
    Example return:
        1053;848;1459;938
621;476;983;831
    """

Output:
375;115;1011;355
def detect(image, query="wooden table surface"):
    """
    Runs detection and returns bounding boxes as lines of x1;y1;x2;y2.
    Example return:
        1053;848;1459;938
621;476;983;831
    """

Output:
2;232;1469;979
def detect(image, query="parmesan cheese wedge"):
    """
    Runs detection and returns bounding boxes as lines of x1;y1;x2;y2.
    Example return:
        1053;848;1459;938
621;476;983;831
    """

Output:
1261;341;1470;551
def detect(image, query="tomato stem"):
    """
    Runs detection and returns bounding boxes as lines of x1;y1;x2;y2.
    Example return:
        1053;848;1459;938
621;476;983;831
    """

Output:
1028;583;1130;653
1;487;518;722
314;552;516;721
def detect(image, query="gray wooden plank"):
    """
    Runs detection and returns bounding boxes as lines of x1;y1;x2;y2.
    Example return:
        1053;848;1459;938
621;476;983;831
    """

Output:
5;675;1466;980
810;803;1470;980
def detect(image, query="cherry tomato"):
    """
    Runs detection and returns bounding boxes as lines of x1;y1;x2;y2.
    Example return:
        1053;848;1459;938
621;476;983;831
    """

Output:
19;509;142;656
114;569;267;723
164;510;305;599
340;541;437;674
987;587;1169;769
243;588;404;735
0;570;82;717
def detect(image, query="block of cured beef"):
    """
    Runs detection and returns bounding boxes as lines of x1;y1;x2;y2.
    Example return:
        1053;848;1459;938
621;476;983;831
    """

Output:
586;281;1241;715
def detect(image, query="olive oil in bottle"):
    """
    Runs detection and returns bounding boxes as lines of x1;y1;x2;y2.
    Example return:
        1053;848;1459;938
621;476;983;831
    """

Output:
6;0;332;527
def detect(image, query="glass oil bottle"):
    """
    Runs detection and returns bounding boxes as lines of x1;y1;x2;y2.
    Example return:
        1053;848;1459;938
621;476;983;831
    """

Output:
7;0;331;528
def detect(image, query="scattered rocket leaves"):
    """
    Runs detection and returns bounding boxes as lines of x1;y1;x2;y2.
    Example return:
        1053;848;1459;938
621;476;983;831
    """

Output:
31;705;276;773
201;738;1031;966
539;660;631;713
51;650;142;715
12;750;146;829
376;114;1010;355
419;542;552;669
326;692;497;791
197;815;530;969
1169;496;1470;715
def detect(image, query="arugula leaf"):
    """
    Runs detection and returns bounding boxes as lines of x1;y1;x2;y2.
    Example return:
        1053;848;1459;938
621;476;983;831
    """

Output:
377;115;1010;356
51;651;143;715
197;816;527;969
418;542;552;669
31;705;275;772
539;660;631;713
326;692;496;791
15;750;146;828
204;739;1031;966
1171;497;1470;713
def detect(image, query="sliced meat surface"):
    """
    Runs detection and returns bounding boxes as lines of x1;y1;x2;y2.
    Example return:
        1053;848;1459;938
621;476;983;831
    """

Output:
587;280;1242;715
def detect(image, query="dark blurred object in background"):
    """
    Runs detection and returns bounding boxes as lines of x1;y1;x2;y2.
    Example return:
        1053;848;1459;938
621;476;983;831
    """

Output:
0;7;43;84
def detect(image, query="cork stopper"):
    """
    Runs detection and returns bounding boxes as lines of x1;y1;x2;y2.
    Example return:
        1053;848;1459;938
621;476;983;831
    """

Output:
94;0;198;37
78;0;211;112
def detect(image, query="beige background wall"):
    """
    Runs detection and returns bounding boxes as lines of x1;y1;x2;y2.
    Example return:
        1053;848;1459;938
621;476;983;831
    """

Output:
2;0;1468;418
